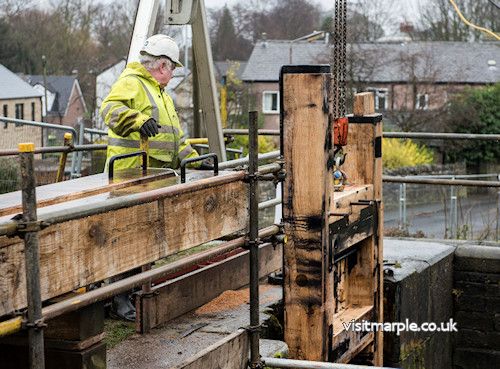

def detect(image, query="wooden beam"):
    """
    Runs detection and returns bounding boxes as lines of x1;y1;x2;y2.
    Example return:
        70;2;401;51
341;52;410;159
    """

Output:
139;242;282;330
0;179;248;317
345;92;384;365
0;169;176;217
282;66;332;361
353;92;375;116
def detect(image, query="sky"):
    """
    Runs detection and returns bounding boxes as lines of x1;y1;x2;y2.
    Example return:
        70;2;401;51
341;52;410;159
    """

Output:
205;0;427;16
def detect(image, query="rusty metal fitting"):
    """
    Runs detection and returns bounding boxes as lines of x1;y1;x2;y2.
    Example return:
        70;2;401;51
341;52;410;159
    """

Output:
140;290;159;299
24;318;47;330
15;220;50;236
245;324;261;334
243;238;263;250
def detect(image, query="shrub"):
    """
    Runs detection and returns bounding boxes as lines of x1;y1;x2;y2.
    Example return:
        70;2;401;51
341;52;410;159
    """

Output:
443;84;500;166
383;138;434;169
228;135;278;156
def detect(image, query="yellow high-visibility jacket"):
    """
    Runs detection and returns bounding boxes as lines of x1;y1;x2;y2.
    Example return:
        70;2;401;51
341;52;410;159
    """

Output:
100;62;198;170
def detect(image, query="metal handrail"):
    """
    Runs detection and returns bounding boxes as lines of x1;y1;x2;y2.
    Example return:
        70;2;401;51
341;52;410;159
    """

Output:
383;175;500;187
1;116;78;138
222;128;500;141
383;132;500;141
0;144;107;157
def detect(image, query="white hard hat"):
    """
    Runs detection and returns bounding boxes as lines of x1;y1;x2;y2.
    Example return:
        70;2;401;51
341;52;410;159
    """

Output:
140;34;183;67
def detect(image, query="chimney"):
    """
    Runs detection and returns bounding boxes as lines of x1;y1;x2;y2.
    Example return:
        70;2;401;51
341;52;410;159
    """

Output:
400;22;414;34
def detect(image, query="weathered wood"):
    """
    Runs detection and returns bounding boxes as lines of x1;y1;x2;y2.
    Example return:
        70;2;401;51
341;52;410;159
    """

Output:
332;305;374;363
329;185;373;220
0;169;175;217
353;92;375;116
344;92;384;365
140;242;282;330
0;178;248;317
0;341;106;369
43;301;104;341
282;69;332;361
174;329;248;369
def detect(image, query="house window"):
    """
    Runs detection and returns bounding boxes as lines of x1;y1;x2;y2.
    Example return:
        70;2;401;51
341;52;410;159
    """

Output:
416;94;429;110
262;91;279;114
15;103;24;120
367;88;388;111
31;102;35;121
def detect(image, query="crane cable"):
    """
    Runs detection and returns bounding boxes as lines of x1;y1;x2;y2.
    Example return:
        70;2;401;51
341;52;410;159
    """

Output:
449;0;500;41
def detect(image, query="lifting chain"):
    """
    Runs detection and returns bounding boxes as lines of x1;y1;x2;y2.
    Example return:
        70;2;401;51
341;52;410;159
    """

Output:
332;0;348;192
332;0;348;119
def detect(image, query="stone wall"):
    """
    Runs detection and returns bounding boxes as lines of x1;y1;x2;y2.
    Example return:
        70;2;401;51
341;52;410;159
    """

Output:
452;245;500;369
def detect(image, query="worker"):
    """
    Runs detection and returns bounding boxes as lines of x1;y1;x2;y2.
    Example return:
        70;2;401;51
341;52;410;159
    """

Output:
100;34;206;321
100;34;200;171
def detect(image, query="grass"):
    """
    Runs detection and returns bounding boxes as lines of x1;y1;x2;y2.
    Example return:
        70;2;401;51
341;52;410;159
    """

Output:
153;241;225;267
104;319;136;349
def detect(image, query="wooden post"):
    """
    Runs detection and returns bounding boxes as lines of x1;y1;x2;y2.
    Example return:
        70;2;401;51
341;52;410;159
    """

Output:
345;92;384;365
281;65;332;360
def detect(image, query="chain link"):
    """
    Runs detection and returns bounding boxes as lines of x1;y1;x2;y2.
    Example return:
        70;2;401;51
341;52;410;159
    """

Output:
332;0;347;119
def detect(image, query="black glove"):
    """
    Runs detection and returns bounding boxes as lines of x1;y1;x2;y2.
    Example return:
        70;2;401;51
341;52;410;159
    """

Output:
199;157;214;170
140;118;161;137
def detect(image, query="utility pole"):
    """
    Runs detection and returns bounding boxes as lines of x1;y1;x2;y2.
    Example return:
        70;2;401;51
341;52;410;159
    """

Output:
42;55;48;148
41;55;48;122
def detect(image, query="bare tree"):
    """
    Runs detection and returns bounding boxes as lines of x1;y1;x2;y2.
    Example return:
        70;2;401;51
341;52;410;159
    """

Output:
417;0;499;41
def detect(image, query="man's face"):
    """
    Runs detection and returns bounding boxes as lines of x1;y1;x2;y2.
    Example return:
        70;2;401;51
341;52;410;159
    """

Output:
157;58;175;88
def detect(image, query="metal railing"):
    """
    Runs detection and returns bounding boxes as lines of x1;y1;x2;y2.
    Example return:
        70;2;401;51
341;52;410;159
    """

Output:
222;128;500;142
391;174;500;239
1;116;80;177
0;111;287;369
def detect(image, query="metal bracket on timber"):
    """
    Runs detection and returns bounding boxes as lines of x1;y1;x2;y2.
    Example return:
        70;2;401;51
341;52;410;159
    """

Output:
281;70;384;365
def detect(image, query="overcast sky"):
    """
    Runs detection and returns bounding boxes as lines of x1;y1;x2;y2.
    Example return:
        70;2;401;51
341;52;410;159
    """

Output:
204;0;429;25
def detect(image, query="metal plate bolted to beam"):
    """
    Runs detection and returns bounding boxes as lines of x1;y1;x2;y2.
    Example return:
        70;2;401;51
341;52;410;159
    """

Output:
165;0;199;24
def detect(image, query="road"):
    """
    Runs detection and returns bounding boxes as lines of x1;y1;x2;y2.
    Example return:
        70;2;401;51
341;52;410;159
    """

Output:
384;193;499;240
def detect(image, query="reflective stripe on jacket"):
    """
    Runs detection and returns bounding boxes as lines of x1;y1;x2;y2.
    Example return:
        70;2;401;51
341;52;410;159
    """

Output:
99;62;198;170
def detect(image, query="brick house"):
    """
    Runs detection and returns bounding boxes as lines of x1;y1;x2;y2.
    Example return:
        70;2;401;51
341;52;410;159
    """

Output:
25;75;87;127
242;41;500;130
0;64;43;150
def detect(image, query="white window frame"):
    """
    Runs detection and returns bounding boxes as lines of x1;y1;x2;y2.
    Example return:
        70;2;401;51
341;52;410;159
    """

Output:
366;87;388;110
416;93;429;110
262;91;280;114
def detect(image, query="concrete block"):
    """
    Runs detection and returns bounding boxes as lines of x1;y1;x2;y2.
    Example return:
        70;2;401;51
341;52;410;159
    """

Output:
454;271;500;285
453;294;500;313
454;245;500;273
454;329;500;350
453;347;500;369
455;311;495;331
383;239;455;369
454;281;500;297
260;339;288;358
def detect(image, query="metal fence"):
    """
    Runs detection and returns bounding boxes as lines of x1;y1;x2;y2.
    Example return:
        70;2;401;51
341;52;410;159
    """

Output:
384;175;499;241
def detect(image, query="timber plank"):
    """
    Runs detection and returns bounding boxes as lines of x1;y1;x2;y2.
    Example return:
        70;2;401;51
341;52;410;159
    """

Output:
282;70;332;361
332;305;374;363
0;176;248;317
144;242;282;329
